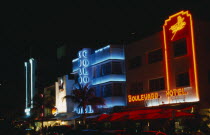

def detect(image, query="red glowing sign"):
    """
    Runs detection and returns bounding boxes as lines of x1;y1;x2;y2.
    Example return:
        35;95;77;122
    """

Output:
163;10;199;102
128;10;199;105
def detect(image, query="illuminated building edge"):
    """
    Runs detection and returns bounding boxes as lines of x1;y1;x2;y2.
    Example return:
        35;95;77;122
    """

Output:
162;10;199;104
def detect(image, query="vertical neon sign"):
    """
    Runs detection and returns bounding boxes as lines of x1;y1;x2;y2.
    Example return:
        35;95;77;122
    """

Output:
29;58;34;108
78;49;90;86
163;10;199;102
24;62;28;109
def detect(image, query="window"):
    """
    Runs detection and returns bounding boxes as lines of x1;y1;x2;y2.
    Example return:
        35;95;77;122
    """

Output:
93;67;97;78
176;72;190;87
130;81;144;94
101;62;111;76
113;83;123;96
93;66;101;78
173;38;187;57
112;62;122;74
148;49;163;64
102;84;112;97
149;77;165;91
128;56;141;69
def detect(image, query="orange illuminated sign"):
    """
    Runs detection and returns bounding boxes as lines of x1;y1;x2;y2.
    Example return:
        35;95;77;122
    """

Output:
166;88;187;97
128;92;159;102
163;10;199;102
169;16;186;40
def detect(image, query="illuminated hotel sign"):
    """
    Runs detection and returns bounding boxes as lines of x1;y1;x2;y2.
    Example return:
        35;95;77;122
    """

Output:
128;92;159;102
128;11;199;106
163;10;199;103
78;49;90;85
169;16;186;40
128;87;188;103
166;88;187;97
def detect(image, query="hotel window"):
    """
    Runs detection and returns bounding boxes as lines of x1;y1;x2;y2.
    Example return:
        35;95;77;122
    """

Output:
128;56;141;69
149;77;165;91
148;49;163;64
130;81;144;94
173;38;187;57
176;72;190;87
93;66;100;78
101;62;111;76
113;83;123;96
112;62;122;74
102;84;112;97
93;67;97;78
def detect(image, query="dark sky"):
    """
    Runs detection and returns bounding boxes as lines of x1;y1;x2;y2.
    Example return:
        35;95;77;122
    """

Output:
0;1;209;117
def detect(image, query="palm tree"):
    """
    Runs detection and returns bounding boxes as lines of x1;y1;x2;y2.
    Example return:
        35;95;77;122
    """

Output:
63;83;105;125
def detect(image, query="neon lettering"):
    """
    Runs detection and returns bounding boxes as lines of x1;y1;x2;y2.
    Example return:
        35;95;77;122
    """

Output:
128;93;159;102
166;88;188;97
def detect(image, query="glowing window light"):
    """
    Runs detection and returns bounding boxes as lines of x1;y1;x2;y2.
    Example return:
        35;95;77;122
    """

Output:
92;75;126;85
95;45;110;53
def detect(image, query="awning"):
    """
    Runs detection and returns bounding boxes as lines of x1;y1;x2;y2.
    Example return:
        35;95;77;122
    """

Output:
86;114;101;119
97;106;194;122
63;115;81;121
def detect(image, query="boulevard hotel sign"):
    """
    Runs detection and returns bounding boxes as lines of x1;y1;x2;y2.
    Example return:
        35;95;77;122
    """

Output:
128;10;199;106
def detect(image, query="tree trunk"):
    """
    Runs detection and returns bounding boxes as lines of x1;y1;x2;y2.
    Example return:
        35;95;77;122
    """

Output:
83;102;86;126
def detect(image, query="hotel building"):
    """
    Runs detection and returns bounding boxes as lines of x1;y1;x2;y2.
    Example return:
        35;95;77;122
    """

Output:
72;45;126;113
125;10;210;132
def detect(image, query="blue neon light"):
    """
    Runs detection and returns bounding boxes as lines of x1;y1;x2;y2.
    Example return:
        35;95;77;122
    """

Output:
72;58;79;62
76;105;94;114
25;62;28;109
92;74;126;85
95;45;110;53
91;55;124;65
92;47;125;65
29;58;34;108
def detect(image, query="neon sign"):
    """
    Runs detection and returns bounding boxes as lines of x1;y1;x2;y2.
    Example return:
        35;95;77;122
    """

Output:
95;45;110;53
163;10;199;103
78;49;90;85
169;16;186;40
166;88;187;97
128;92;159;103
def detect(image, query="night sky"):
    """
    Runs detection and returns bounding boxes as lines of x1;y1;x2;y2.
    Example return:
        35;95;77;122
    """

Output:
0;1;209;117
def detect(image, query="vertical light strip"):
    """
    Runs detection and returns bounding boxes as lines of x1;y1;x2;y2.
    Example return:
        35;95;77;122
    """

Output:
163;28;170;90
189;13;200;101
29;59;33;108
25;62;28;109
